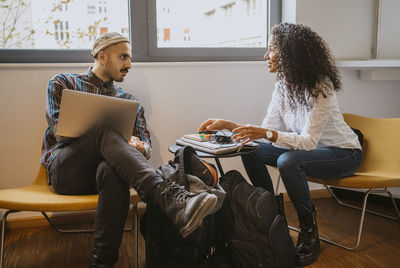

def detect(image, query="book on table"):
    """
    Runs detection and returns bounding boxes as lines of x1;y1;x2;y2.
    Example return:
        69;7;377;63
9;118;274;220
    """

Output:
176;134;258;155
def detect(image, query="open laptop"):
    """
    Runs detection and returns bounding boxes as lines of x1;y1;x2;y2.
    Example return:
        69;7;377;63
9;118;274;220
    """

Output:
56;89;139;142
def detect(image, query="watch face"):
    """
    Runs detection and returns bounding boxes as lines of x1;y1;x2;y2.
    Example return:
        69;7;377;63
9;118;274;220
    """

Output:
266;130;273;139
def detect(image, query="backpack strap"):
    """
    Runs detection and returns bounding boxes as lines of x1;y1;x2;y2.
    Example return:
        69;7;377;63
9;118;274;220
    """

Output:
351;127;364;145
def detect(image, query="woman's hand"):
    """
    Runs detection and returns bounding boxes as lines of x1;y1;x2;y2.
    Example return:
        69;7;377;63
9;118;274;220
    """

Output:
198;118;240;132
129;136;145;155
232;125;267;144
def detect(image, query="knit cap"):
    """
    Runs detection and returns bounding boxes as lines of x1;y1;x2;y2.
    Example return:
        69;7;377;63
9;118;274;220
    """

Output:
92;32;130;57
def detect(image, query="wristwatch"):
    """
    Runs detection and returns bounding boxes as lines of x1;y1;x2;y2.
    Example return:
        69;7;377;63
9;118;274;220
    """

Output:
266;130;273;140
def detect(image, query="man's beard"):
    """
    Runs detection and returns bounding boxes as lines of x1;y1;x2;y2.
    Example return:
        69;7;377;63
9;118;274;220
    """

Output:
114;76;124;82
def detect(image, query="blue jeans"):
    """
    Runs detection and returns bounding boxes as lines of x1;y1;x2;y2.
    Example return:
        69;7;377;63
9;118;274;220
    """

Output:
241;142;362;216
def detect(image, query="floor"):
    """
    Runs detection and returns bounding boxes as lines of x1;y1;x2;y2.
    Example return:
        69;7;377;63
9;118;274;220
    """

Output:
2;196;400;268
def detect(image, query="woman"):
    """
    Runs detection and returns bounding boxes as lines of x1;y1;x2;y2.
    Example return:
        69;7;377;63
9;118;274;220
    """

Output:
199;23;362;266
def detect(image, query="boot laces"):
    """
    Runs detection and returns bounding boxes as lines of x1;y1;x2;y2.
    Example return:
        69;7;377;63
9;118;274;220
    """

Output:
299;226;315;242
297;225;317;255
162;180;191;203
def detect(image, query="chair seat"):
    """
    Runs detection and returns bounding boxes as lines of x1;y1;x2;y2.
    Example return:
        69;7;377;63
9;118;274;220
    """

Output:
0;184;140;212
271;114;400;251
0;165;142;268
308;174;400;189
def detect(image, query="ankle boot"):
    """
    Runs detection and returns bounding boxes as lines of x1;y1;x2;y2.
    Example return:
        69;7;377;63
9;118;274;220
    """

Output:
91;253;113;268
153;178;218;238
295;208;320;266
91;262;113;268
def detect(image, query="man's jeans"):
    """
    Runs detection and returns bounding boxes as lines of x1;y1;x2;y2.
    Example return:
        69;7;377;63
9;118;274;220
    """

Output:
241;142;363;216
49;126;163;265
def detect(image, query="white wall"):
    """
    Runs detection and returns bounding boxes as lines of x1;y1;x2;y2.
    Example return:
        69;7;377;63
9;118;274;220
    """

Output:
379;0;400;59
289;0;400;61
0;63;400;194
294;0;377;60
1;0;400;221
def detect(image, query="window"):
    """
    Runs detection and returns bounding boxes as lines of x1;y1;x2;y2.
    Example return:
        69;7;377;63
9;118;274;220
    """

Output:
157;0;265;48
0;0;281;63
134;0;281;61
0;0;129;63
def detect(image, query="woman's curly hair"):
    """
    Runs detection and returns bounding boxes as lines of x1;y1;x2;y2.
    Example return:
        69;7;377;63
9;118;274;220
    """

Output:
271;23;341;111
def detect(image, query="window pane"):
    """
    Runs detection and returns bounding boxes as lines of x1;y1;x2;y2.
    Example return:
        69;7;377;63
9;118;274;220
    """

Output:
156;0;267;48
0;0;129;50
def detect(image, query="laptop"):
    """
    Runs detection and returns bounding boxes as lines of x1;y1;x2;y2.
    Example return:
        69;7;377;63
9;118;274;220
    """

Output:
56;89;139;142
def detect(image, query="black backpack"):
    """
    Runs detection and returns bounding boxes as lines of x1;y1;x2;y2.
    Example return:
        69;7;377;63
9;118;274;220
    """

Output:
140;146;229;268
141;146;295;268
218;170;296;268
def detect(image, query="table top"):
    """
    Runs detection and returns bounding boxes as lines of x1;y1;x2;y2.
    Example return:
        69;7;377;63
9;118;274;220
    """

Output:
168;143;257;159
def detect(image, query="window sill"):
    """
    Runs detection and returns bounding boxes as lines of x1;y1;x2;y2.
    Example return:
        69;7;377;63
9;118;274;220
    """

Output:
338;60;400;80
337;60;400;69
1;59;400;71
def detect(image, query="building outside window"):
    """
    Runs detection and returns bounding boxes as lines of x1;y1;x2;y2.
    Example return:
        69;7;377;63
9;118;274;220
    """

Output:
0;0;129;50
156;0;267;48
0;0;279;62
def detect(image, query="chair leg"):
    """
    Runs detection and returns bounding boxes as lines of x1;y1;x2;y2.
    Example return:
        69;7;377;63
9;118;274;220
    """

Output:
275;174;281;195
41;212;94;233
43;204;140;266
1;210;19;268
387;190;400;220
290;187;400;251
134;203;139;268
1;206;140;268
41;204;138;234
275;174;400;250
325;185;400;221
288;189;372;250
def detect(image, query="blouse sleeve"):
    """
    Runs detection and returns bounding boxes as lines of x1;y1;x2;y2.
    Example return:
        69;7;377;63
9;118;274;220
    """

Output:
274;92;334;150
261;83;283;131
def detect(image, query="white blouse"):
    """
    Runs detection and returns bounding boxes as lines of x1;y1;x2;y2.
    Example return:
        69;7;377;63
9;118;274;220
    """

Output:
261;80;362;151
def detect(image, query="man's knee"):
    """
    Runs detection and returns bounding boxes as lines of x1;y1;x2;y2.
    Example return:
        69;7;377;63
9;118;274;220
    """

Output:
96;161;129;193
86;124;122;144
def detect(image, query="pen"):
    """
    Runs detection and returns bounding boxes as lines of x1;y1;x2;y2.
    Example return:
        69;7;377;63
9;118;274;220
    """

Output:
197;130;218;134
237;144;244;152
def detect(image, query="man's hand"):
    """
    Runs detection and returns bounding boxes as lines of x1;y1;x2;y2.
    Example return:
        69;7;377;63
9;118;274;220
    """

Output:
129;136;146;155
199;118;240;132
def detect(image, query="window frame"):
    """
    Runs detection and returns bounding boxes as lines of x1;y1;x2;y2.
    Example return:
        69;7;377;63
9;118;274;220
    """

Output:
0;0;281;63
0;49;94;63
133;0;281;62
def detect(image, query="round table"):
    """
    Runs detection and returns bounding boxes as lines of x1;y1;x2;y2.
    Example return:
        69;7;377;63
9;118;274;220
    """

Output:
168;143;258;176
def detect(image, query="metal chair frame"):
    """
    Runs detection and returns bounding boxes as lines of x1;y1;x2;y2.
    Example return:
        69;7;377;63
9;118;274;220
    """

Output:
1;204;140;268
276;174;400;251
273;113;400;250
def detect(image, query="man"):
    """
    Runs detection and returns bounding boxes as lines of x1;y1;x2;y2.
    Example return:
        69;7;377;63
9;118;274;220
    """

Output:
41;32;218;267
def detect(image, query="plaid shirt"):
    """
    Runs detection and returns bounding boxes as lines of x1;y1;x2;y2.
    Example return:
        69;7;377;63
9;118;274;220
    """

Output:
41;67;151;170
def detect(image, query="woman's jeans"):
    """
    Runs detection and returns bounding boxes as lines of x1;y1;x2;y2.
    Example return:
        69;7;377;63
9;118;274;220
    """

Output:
241;142;362;217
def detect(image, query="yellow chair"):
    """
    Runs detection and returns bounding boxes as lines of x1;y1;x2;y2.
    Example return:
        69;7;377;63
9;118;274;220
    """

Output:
0;165;141;268
276;113;400;250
